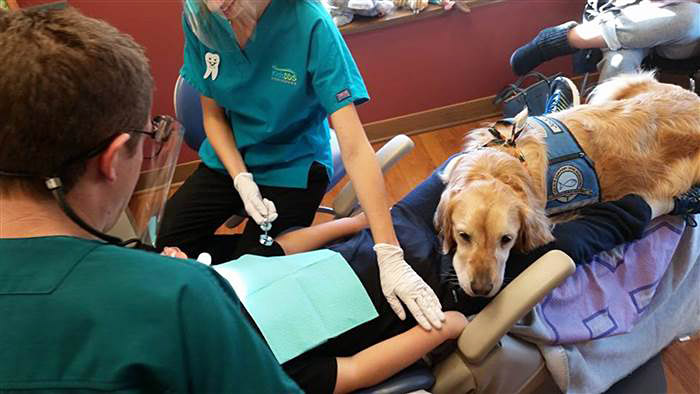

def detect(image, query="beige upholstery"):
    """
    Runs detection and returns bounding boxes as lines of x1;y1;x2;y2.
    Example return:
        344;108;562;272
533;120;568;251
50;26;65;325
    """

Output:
432;250;575;394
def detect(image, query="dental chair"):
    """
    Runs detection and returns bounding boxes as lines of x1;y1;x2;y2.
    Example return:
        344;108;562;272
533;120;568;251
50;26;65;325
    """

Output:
364;70;700;393
358;250;575;394
172;75;415;224
364;214;700;394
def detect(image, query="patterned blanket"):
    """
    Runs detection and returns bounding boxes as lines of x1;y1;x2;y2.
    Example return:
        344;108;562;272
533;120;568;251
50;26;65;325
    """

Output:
535;217;685;344
512;215;700;393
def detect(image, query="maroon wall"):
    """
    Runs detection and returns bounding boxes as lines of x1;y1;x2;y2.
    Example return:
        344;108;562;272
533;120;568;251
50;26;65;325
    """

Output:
346;1;582;122
21;0;582;161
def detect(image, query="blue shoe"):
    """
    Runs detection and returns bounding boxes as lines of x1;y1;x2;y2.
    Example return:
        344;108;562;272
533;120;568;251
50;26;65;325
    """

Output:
544;76;581;114
583;0;622;22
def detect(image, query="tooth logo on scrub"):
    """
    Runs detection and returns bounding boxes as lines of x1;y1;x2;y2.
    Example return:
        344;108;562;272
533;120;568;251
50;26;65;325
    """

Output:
203;52;220;81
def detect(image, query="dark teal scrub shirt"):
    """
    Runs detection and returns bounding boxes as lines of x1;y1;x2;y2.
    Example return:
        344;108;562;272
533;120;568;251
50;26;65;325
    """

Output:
0;237;301;393
181;0;370;188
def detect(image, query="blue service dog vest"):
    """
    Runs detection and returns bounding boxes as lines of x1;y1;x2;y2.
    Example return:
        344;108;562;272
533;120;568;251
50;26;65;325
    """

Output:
530;116;601;215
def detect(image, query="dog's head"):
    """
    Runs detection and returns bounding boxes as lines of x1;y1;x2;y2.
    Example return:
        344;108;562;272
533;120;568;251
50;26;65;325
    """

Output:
435;151;553;297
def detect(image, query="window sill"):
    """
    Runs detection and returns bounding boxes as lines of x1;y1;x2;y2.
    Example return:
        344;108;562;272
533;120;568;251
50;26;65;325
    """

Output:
340;5;450;35
339;0;504;35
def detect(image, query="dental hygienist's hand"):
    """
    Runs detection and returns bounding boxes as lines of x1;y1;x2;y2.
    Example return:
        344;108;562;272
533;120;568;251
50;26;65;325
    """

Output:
233;172;278;225
374;243;445;330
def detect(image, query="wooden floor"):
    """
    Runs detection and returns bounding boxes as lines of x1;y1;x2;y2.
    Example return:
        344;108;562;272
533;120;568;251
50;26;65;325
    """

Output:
321;120;700;394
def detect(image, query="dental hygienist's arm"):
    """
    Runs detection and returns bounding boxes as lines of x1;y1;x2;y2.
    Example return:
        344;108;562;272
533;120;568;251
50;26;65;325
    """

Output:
331;104;445;330
200;96;276;224
201;96;247;177
330;104;397;246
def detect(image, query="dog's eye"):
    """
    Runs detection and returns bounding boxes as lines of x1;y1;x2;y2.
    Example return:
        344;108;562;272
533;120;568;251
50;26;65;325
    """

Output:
501;235;513;245
459;232;471;242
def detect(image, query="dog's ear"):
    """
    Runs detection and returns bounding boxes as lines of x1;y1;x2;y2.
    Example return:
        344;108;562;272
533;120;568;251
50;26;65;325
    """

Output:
513;107;529;131
516;203;554;252
434;188;457;254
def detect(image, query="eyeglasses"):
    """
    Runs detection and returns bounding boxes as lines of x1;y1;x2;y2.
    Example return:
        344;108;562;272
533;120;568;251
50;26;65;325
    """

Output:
68;115;176;165
123;115;176;160
0;115;179;179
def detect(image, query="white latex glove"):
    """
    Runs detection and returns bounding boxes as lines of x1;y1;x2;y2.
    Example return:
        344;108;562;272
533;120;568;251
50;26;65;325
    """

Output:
196;252;212;266
374;243;445;330
233;172;278;225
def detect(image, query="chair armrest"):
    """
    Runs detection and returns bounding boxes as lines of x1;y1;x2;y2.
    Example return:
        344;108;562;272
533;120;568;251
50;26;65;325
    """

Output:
333;134;415;217
457;250;575;364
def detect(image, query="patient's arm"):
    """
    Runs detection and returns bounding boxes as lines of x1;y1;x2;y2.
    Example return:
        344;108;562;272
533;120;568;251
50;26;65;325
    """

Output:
275;213;368;255
509;195;673;271
332;311;467;394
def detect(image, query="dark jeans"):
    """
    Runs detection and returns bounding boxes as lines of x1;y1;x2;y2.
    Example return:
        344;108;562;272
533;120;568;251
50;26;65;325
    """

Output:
156;162;328;264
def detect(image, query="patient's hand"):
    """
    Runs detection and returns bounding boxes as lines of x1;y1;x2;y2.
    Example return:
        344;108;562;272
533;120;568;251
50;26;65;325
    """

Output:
161;246;188;259
161;248;213;266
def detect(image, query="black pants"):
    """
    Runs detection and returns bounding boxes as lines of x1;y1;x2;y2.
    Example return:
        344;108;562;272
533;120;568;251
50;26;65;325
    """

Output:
156;162;328;264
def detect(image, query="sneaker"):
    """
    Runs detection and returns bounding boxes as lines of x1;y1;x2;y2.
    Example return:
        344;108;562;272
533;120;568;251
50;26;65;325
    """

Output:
510;21;579;76
544;76;581;114
670;185;700;227
583;0;623;22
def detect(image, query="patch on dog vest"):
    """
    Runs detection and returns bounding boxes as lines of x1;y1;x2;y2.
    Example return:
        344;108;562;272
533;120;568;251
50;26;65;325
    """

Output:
531;116;601;215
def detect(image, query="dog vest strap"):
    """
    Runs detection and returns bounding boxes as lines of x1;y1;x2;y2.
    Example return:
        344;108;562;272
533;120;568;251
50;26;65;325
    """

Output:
530;116;601;215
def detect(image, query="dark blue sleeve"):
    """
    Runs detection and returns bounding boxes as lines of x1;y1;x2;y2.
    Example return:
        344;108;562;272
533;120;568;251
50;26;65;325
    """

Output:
506;195;652;276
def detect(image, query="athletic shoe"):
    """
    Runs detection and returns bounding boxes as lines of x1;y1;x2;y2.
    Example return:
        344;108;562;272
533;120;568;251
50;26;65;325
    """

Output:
510;21;579;76
671;185;700;227
544;76;581;114
583;0;624;22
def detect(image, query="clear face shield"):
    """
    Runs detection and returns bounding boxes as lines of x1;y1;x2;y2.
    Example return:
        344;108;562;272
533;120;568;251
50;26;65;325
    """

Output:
125;116;184;247
183;0;265;51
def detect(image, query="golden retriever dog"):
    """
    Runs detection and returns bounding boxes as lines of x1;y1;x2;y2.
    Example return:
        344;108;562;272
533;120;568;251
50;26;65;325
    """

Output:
435;72;700;297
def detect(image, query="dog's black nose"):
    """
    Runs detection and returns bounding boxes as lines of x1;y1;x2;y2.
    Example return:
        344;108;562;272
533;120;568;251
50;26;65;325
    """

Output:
471;281;493;296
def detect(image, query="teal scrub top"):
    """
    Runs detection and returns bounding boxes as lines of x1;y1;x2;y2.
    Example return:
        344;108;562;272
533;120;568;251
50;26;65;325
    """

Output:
0;237;301;393
181;0;369;189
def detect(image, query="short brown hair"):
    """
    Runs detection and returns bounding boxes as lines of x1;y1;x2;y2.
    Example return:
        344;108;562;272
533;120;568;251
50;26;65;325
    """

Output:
0;7;153;196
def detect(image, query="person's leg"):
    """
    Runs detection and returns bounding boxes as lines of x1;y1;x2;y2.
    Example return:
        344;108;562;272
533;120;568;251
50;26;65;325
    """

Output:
511;2;700;76
598;47;650;82
510;21;580;76
649;2;700;60
231;162;329;258
602;2;700;53
156;163;245;263
567;22;607;49
591;2;700;80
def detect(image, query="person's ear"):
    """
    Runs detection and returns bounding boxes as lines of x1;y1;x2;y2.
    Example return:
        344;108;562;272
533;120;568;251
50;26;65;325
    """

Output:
98;133;132;182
